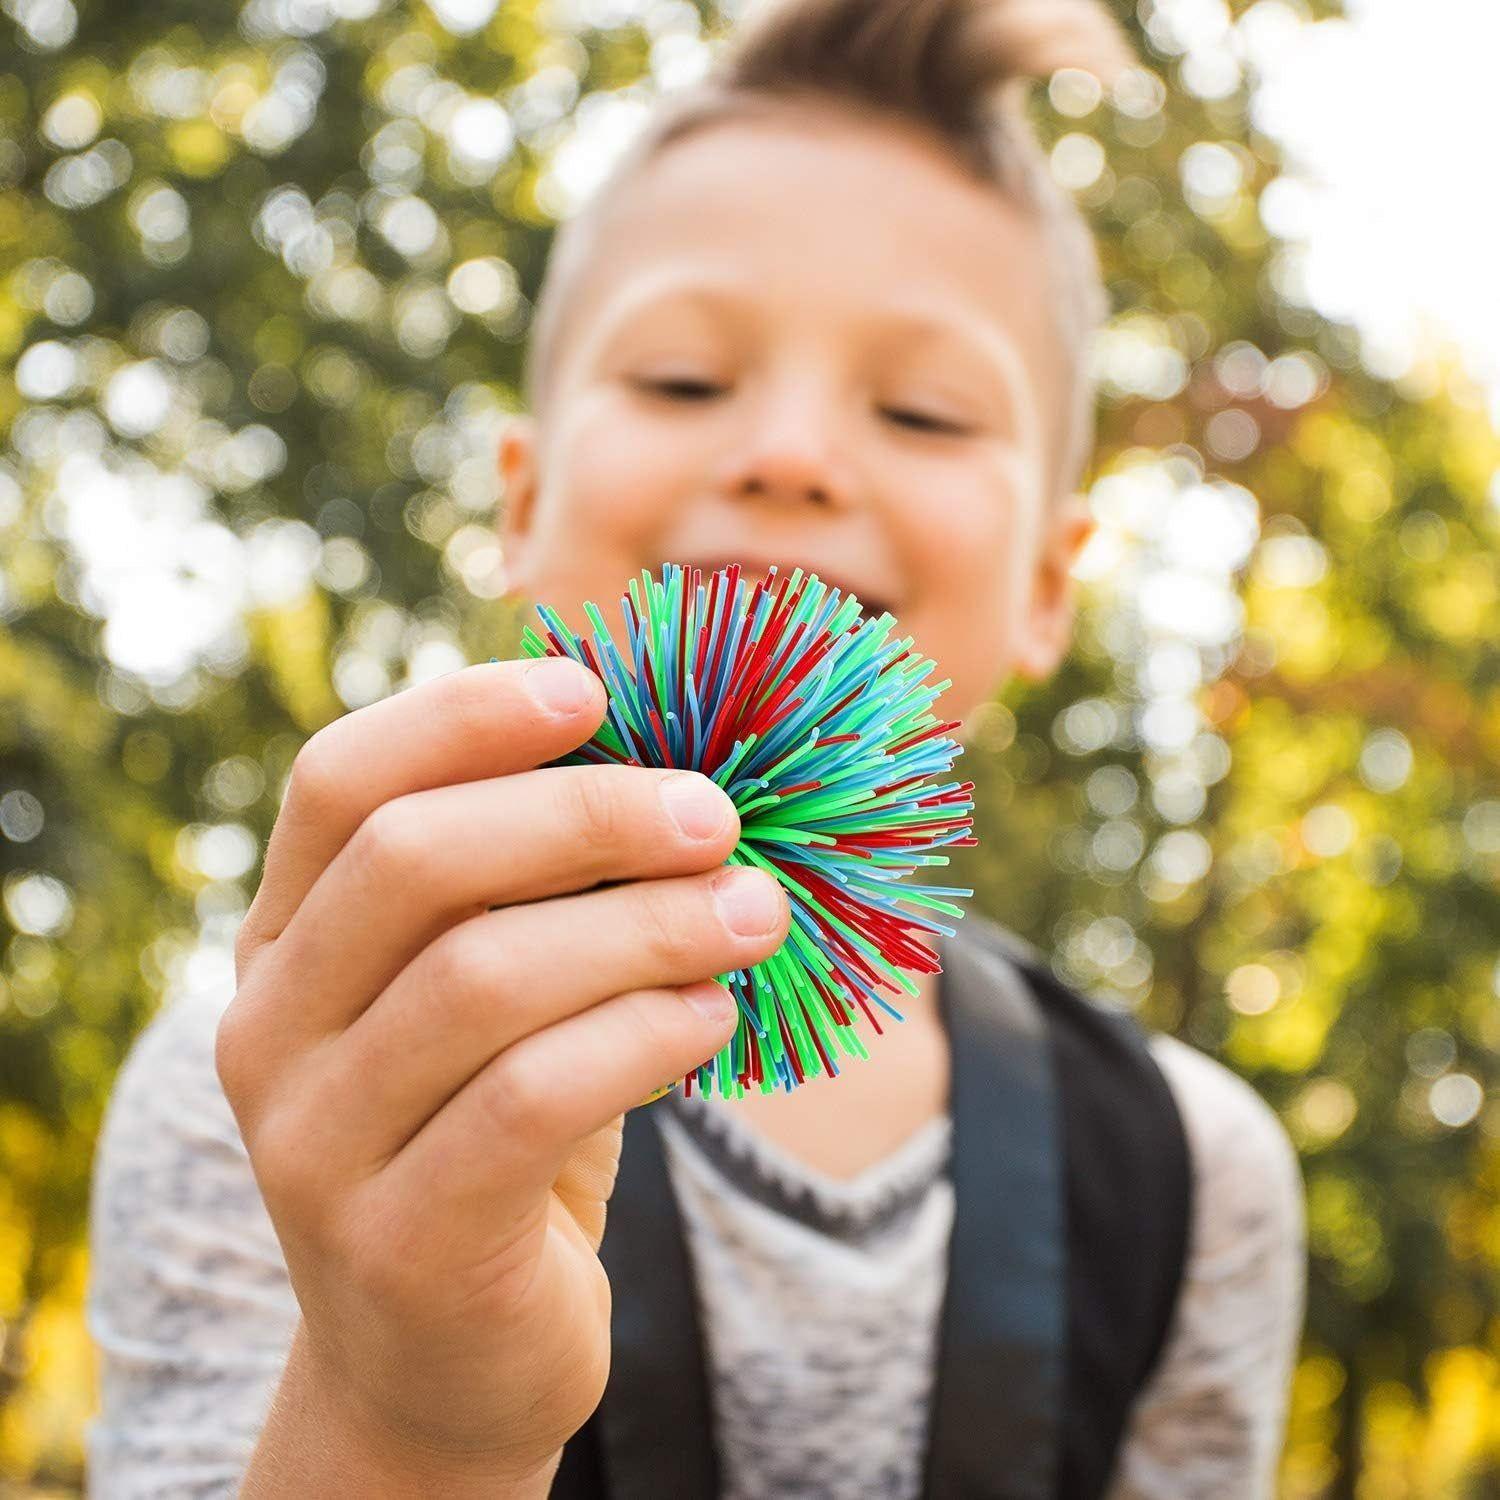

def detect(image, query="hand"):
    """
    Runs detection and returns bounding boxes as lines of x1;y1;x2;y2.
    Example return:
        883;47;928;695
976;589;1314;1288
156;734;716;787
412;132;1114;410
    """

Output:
217;657;789;1493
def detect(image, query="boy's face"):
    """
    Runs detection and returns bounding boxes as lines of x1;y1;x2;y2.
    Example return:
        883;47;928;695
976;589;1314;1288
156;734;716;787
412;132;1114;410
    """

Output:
497;102;1095;728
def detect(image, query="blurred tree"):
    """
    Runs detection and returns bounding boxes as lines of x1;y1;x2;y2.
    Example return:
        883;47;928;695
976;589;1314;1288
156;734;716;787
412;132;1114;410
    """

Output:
0;0;1497;1494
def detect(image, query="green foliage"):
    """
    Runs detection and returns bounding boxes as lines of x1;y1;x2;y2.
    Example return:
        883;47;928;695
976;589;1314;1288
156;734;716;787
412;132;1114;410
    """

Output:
1;0;1497;1494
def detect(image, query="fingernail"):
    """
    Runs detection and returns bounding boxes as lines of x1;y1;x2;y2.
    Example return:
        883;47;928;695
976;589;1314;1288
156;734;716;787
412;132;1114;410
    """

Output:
681;980;737;1023
660;772;731;841
712;866;782;938
525;658;596;717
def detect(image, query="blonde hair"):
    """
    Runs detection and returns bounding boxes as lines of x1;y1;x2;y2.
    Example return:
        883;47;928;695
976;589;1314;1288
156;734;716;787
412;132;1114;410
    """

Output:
524;0;1138;502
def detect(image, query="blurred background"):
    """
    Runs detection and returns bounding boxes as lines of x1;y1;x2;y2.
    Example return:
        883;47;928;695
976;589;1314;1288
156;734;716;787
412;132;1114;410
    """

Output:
1;0;1498;1494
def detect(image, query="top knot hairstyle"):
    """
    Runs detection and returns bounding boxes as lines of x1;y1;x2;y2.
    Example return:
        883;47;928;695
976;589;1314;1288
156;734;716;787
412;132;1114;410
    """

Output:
523;0;1139;504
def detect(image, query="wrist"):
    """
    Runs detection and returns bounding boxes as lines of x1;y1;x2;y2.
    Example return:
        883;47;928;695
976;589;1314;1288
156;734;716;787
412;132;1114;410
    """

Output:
242;1322;561;1500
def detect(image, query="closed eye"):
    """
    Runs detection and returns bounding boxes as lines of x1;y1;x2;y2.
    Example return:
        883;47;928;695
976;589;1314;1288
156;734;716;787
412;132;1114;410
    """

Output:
881;406;972;436
631;378;970;434
631;376;725;402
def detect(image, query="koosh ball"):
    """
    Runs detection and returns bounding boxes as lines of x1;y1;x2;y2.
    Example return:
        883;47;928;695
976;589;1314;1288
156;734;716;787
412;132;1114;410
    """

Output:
514;562;976;1100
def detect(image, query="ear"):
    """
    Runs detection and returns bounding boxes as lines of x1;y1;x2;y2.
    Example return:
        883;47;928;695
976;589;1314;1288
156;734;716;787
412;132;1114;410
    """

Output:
496;414;541;594
1011;492;1096;682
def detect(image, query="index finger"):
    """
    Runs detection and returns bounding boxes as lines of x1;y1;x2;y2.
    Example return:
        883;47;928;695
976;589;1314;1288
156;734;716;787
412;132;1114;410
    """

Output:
238;656;605;965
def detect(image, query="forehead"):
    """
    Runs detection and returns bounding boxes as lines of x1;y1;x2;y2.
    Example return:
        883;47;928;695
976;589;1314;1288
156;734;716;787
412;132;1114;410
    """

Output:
553;105;1065;408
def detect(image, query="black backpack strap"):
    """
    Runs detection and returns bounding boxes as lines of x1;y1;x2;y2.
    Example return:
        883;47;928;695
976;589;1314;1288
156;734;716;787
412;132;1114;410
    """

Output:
922;917;1066;1500
550;1104;719;1500
964;917;1193;1497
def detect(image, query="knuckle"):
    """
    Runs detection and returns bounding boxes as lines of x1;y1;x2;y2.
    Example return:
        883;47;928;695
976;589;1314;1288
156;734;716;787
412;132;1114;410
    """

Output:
561;766;630;851
634;882;701;967
474;1052;558;1143
615;987;678;1059
286;730;344;825
246;1105;320;1212
213;1001;253;1105
352;798;427;888
233;911;273;985
431;664;504;742
423;920;501;1016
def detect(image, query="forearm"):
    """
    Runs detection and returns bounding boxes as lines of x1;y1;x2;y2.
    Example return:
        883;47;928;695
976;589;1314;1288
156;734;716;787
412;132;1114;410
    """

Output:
238;1322;560;1500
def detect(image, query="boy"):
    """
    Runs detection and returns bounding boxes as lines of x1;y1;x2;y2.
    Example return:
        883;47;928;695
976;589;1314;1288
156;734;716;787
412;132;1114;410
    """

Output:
86;0;1307;1495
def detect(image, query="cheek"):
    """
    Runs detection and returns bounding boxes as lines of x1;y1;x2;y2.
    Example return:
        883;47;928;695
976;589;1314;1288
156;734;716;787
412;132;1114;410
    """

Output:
541;394;697;550
905;470;1015;614
895;470;1023;717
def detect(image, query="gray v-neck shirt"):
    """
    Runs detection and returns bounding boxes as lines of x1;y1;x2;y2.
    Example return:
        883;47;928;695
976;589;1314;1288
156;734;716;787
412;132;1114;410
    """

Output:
85;978;1305;1499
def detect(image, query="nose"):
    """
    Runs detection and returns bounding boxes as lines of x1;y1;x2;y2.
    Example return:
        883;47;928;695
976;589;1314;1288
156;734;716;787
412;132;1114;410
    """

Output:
718;371;858;511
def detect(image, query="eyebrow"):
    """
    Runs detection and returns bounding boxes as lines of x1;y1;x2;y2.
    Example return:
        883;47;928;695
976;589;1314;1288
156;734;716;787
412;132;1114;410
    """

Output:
592;270;1036;436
